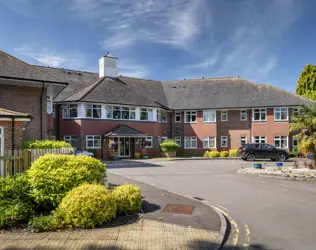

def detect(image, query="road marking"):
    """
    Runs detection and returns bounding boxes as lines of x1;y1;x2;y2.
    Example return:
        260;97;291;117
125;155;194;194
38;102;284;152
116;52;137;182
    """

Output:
243;223;251;250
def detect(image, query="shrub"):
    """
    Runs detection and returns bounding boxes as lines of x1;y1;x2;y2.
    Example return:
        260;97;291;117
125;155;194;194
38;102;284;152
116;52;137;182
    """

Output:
208;151;220;158
220;151;229;157
22;140;72;149
112;184;142;215
229;148;239;157
56;184;116;229
160;139;179;152
28;214;60;232
28;154;106;207
203;151;209;158
0;199;34;229
290;148;301;158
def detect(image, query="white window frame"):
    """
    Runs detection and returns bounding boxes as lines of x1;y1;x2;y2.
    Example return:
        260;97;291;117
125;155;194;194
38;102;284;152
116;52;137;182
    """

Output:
252;136;267;144
184;136;197;149
85;104;102;119
64;135;78;147
184;111;197;123
293;137;300;148
47;95;53;114
86;135;101;149
240;110;247;121
203;136;216;149
175;136;181;147
175;112;181;123
157;110;161;122
203;110;216;123
292;107;300;117
221;110;228;121
252;108;267;122
274;107;288;121
145;136;153;148
274;136;288;148
140;108;154;121
221;136;228;147
161;110;168;123
161;136;168;142
62;104;78;119
240;136;247;146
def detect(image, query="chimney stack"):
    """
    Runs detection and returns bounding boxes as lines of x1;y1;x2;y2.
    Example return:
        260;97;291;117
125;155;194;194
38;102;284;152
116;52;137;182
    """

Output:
99;52;118;78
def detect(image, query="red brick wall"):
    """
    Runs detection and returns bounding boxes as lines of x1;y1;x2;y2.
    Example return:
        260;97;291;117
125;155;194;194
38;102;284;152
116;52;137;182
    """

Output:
0;83;47;140
0;121;25;151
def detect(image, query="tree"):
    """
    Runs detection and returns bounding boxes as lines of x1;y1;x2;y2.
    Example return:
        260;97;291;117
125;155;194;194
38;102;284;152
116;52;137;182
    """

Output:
296;64;316;100
290;104;316;165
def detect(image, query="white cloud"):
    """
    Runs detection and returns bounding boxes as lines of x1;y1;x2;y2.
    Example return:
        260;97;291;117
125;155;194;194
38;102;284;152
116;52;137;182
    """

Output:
14;46;84;69
118;61;149;78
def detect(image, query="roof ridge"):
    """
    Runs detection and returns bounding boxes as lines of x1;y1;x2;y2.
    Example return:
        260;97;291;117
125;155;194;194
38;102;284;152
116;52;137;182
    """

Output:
0;50;64;83
118;75;160;82
34;65;98;75
163;76;239;83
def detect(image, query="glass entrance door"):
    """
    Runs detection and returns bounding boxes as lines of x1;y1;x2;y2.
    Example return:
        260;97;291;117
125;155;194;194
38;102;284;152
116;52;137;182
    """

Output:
118;137;130;157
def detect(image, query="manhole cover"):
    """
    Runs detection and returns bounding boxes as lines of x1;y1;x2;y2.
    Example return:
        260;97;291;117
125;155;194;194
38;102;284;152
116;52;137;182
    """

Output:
162;204;194;215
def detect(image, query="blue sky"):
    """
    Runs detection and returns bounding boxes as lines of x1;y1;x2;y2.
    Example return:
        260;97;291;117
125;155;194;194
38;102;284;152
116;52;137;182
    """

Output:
0;0;316;92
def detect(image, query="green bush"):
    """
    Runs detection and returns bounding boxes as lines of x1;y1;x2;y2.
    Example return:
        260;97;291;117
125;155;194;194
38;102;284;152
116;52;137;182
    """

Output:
290;148;301;158
208;151;220;158
57;183;116;229
220;151;229;157
28;154;106;208
0;199;34;229
112;184;142;215
160;139;179;152
229;148;239;157
22;140;72;149
28;214;61;232
203;151;209;157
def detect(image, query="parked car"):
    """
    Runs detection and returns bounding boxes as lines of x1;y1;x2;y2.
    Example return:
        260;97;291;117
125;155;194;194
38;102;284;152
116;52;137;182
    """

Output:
238;143;290;161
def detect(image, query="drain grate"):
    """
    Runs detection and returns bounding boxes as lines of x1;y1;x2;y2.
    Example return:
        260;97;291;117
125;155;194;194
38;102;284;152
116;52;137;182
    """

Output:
162;204;194;215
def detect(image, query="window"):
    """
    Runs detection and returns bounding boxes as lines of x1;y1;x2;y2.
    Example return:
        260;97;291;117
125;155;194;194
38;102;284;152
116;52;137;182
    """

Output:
252;136;266;144
293;137;300;148
62;104;78;118
175;137;181;147
274;107;288;121
184;136;197;148
106;106;136;120
292;108;300;117
47;96;53;114
253;108;267;121
86;135;101;148
52;104;56;117
51;135;56;141
64;135;78;147
221;136;228;147
105;106;113;119
85;104;101;118
129;108;136;120
175;112;181;122
157;110;161;122
113;106;122;119
203;110;216;123
185;111;197;123
240;110;247;121
240;136;247;146
161;136;168;142
145;136;153;148
203;136;216;148
140;108;153;121
161;111;168;123
274;136;288;148
221;111;228;121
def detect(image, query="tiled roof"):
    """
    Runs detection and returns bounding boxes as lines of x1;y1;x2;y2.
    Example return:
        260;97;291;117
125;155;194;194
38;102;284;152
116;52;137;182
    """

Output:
105;125;147;137
0;50;66;84
0;108;31;117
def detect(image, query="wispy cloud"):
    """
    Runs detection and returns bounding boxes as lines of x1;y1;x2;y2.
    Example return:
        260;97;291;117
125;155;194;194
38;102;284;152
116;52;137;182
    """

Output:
14;46;84;68
118;61;149;78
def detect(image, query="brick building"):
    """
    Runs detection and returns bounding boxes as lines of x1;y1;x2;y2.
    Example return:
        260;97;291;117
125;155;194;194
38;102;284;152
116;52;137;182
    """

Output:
0;50;313;160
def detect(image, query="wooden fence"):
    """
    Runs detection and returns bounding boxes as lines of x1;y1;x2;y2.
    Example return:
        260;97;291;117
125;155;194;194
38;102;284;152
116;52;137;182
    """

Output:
0;148;74;176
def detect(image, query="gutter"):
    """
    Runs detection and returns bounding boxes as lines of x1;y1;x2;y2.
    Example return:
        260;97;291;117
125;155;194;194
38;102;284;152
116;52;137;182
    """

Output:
11;117;15;174
40;82;45;139
0;75;68;85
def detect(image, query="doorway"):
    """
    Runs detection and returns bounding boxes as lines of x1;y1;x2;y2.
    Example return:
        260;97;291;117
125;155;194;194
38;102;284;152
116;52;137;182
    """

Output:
0;126;4;176
118;137;130;157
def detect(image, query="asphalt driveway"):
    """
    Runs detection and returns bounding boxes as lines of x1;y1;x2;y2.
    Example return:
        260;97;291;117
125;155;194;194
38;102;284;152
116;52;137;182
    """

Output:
107;159;316;250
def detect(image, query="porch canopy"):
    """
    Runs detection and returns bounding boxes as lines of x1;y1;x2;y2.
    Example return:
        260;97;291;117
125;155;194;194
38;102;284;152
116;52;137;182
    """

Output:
104;125;147;138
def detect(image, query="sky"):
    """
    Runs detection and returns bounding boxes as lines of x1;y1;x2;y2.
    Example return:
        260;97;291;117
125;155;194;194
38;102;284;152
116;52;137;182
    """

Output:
0;0;316;92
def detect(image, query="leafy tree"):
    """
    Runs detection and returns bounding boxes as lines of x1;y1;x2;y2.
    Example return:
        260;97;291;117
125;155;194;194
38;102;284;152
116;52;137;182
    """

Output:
290;104;316;164
296;64;316;100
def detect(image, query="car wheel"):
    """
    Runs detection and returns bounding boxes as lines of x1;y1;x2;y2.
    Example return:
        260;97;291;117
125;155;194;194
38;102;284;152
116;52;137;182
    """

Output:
247;153;256;161
241;157;247;161
278;154;286;162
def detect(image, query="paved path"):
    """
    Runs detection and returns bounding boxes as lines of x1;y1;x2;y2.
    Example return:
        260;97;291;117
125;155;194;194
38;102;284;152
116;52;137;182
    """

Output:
107;159;316;250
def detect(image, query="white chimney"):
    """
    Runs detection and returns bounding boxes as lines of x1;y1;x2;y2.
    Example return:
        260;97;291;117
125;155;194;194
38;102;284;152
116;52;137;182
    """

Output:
99;52;118;78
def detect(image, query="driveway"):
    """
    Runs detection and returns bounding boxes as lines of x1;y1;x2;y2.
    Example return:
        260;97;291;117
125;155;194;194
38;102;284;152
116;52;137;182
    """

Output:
107;159;316;250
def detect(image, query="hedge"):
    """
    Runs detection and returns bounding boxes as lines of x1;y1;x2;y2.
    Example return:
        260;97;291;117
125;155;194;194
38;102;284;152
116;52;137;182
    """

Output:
209;151;220;157
220;151;229;157
22;140;72;149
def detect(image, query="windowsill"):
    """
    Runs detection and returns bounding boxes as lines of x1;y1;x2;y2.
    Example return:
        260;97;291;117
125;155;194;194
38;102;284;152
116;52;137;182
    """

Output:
184;122;197;124
252;120;267;123
274;120;289;122
63;118;160;122
175;121;182;123
203;121;216;124
240;119;248;122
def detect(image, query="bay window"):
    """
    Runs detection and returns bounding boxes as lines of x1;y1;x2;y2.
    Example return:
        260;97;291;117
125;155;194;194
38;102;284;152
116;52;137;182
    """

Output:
203;110;216;123
62;104;78;118
203;136;216;148
157;110;161;121
185;111;197;123
140;108;153;121
105;106;113;119
274;107;288;121
106;106;136;120
274;136;288;148
185;136;197;148
86;135;101;149
85;104;101;118
161;110;168;122
253;108;267;121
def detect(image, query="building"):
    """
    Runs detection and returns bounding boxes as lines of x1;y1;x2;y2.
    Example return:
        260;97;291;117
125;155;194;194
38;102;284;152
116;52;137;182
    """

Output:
0;50;313;159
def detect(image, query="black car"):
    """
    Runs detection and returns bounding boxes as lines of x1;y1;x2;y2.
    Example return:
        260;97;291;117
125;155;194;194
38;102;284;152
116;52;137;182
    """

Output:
238;143;290;161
